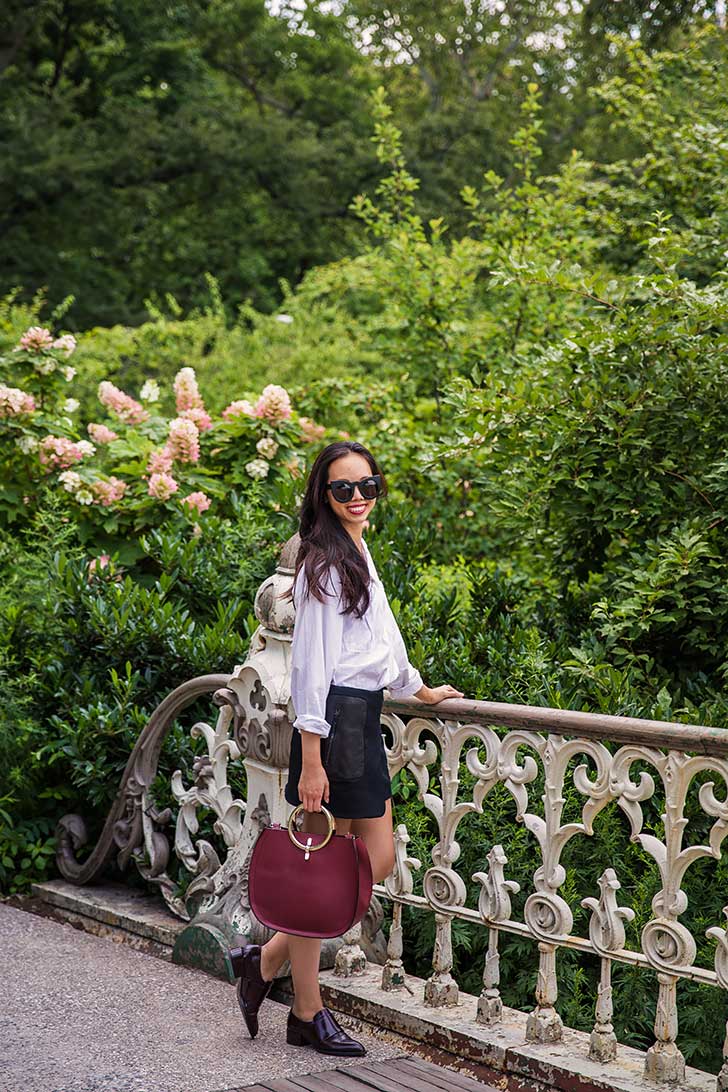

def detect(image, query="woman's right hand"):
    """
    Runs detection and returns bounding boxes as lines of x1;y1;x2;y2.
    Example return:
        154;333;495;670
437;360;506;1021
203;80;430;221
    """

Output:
298;762;330;813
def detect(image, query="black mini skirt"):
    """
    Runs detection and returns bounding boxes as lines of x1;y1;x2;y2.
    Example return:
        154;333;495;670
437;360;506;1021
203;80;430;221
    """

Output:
285;683;390;819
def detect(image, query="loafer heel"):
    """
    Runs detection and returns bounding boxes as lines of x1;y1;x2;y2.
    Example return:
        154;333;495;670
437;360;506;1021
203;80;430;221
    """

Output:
227;944;273;1039
229;947;246;978
286;1027;309;1047
286;1007;366;1056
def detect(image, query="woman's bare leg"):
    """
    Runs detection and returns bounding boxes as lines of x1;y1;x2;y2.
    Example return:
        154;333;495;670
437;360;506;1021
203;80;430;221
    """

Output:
350;798;395;884
259;930;289;981
287;932;325;1020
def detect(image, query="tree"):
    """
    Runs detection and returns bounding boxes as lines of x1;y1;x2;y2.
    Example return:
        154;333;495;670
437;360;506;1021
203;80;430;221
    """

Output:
0;0;378;327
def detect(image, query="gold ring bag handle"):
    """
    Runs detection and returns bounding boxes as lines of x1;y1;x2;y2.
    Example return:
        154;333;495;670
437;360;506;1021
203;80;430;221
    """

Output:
287;803;336;851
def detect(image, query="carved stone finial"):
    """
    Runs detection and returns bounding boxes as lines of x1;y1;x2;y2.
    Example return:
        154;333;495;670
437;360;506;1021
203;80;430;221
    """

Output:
707;905;728;990
253;532;299;635
473;844;520;924
707;909;728;1092
385;823;422;898
582;868;635;955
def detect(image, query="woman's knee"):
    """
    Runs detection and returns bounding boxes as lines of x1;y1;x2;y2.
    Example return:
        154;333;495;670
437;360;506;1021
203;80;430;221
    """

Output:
371;846;395;884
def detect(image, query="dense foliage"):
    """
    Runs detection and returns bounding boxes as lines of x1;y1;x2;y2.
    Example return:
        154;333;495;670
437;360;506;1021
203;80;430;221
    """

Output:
1;0;722;326
2;16;728;1076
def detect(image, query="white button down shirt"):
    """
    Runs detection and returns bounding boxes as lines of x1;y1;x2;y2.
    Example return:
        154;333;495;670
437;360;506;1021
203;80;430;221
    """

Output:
290;538;423;737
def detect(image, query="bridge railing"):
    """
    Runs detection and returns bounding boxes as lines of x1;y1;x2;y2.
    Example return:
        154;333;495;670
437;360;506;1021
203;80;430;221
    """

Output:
377;695;728;1088
55;533;728;1089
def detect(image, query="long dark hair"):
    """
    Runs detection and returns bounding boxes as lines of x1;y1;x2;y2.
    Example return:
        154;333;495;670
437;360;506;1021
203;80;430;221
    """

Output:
285;441;388;618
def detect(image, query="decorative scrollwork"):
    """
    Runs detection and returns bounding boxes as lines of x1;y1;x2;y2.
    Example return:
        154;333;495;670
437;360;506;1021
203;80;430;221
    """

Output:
500;734;614;893
423;866;467;913
180;841;222;903
230;664;291;767
55;674;230;887
641;918;697;975
524;892;574;944
171;714;245;878
380;710;410;773
611;748;728;922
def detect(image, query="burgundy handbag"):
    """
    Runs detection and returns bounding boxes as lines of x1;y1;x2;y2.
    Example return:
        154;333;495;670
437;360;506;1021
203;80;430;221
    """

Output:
248;805;373;938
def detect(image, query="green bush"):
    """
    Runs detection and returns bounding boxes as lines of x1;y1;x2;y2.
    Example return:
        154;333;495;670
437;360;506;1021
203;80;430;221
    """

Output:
0;488;278;888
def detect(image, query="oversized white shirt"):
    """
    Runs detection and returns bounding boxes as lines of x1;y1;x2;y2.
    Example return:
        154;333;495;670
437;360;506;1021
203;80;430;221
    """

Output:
290;538;423;737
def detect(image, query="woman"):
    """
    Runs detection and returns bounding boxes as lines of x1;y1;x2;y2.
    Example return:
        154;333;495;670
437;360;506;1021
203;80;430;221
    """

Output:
230;440;463;1056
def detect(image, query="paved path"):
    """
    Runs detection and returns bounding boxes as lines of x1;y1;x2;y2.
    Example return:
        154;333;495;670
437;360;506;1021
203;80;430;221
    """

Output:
0;904;494;1092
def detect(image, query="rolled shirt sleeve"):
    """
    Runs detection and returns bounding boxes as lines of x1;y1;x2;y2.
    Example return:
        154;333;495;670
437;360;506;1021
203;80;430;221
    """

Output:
383;600;424;699
290;565;344;737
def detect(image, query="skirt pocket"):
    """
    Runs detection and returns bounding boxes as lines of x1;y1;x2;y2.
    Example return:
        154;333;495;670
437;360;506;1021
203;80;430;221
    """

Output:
322;694;367;781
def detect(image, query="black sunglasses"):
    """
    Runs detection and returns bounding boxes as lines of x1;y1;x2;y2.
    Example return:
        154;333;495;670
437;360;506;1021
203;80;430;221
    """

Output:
326;474;383;503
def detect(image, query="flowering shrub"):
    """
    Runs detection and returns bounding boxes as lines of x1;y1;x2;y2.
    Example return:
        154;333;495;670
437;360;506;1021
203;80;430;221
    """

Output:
39;435;88;471
222;399;256;419
0;326;330;545
182;490;212;515
98;380;149;425
17;326;77;356
0;385;36;416
147;472;179;501
245;458;270;480
253;383;291;423
87;423;119;444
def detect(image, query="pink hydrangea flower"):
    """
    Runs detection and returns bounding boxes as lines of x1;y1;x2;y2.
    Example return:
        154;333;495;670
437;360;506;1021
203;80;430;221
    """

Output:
222;399;256;419
17;326;54;352
90;477;128;507
0;385;36;417
147;472;179;500
166;417;200;463
174;367;204;412
181;490;211;514
98;380;150;425
52;334;77;356
146;446;174;474
87;423;119;444
38;435;86;472
299;416;326;443
254;384;292;423
180;406;213;432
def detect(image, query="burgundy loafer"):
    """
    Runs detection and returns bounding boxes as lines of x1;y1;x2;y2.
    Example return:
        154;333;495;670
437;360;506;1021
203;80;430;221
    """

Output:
286;1006;366;1056
229;944;273;1039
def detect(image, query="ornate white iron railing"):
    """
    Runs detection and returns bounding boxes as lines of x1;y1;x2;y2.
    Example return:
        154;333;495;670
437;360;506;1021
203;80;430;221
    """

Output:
377;696;728;1087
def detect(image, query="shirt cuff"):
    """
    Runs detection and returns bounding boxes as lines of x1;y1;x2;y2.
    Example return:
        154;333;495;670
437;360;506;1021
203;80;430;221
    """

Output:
387;668;424;700
294;714;332;738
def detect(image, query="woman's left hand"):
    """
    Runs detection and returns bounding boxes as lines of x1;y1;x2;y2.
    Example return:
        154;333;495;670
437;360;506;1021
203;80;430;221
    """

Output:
418;683;464;704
